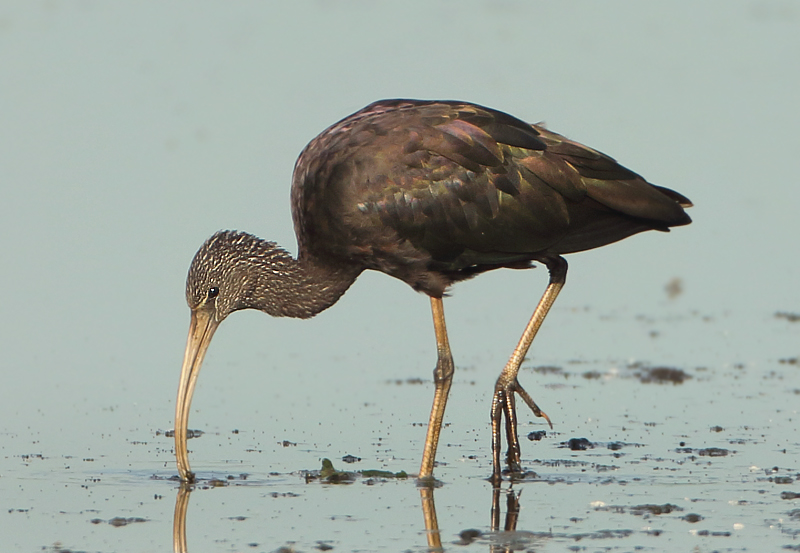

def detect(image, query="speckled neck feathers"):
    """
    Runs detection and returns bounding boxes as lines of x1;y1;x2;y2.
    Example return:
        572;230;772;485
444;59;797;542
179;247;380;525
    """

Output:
186;230;360;320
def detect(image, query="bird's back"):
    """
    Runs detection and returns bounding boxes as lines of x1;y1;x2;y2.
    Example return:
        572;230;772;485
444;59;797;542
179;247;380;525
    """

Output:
291;100;691;296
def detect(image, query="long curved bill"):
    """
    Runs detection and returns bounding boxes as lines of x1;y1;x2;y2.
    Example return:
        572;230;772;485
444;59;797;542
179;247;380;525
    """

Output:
175;309;218;482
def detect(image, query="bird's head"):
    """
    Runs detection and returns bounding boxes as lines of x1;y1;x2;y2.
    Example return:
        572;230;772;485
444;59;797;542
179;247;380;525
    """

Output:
185;230;255;323
176;230;283;482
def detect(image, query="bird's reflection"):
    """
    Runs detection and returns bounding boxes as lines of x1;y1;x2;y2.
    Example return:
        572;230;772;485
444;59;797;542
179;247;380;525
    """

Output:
419;482;443;550
172;478;530;552
419;481;525;552
173;483;191;553
491;485;520;533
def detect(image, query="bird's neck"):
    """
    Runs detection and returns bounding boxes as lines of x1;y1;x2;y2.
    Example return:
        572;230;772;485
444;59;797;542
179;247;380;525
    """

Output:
239;244;360;320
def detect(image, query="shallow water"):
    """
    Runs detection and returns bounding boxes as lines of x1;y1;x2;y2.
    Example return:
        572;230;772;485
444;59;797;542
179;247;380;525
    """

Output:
1;1;799;552
3;308;798;551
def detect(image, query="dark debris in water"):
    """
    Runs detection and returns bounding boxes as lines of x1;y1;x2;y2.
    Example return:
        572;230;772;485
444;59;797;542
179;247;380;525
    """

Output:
775;311;800;322
342;454;361;463
361;468;408;479
780;491;800;500
630;363;692;384
161;429;203;439
40;545;89;553
780;357;799;365
527;430;546;441
772;476;795;484
269;491;299;498
699;448;730;457
683;513;704;523
388;377;425;385
505;470;539;482
456;528;483;545
675;446;730;458
695;530;732;537
596;503;682;517
565;437;593;451
631;503;682;516
473;528;634;545
533;365;564;375
91;517;148;527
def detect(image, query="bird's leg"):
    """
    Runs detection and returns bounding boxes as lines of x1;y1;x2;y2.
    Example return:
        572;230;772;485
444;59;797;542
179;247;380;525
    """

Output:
490;256;567;483
419;296;455;480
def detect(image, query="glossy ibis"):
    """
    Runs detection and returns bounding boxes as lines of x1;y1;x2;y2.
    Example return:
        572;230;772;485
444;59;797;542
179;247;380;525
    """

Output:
175;99;691;483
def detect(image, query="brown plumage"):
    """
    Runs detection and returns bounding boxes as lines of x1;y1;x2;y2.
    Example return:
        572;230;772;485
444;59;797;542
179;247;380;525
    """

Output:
175;99;691;484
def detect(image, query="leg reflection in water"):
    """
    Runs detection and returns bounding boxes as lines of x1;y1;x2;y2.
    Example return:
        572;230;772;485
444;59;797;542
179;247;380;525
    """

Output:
173;477;535;551
420;483;533;551
173;483;190;553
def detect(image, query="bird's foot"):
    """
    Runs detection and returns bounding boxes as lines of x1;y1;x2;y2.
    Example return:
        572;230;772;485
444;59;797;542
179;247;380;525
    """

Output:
490;378;552;483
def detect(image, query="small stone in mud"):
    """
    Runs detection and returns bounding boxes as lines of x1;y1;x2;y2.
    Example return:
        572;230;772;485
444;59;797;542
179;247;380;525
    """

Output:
698;448;729;457
683;513;703;522
527;430;546;441
315;541;334;551
341;454;361;463
280;440;297;447
710;425;724;432
567;438;593;451
780;491;800;500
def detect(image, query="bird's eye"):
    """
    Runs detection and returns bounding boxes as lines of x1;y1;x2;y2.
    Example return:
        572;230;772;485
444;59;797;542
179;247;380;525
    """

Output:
207;287;219;300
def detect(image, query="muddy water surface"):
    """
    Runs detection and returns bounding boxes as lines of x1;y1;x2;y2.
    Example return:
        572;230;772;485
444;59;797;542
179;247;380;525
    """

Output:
3;308;798;552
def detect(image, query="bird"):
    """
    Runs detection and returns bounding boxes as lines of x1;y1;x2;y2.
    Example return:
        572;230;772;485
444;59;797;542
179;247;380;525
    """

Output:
174;99;691;484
